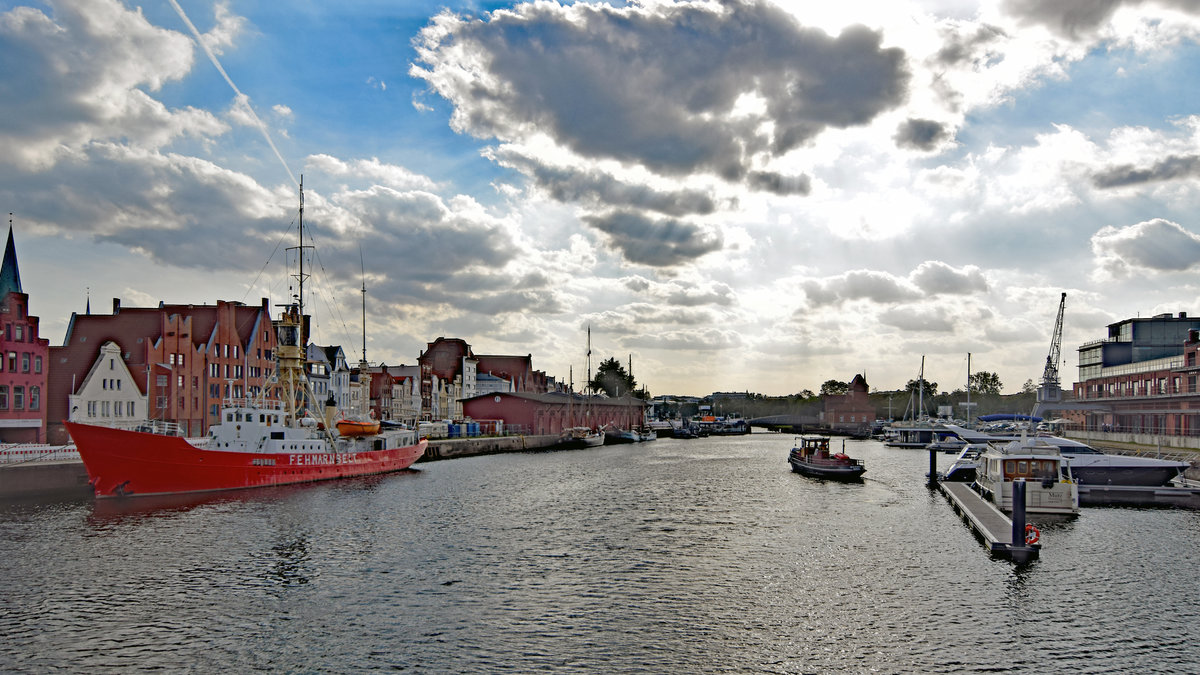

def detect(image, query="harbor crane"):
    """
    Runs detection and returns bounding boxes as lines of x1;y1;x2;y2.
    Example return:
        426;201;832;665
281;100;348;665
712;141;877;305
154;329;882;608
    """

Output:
1033;292;1066;417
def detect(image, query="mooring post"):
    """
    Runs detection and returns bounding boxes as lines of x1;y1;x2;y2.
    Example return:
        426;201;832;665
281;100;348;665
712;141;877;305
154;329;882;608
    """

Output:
927;449;938;486
1012;478;1028;549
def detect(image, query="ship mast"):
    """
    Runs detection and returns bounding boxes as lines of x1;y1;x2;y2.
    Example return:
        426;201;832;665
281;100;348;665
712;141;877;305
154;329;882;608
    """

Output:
358;250;372;419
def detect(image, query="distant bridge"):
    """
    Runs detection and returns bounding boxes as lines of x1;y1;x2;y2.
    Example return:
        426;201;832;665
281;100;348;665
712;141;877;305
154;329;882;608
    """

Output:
747;415;821;432
748;415;872;437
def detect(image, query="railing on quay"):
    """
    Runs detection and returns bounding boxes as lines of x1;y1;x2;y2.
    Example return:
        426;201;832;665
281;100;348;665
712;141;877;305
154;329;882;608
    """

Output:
0;443;81;465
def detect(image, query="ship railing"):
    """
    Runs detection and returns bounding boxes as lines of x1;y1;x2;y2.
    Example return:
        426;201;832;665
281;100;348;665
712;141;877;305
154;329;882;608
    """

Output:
220;397;285;411
132;420;186;437
0;443;81;464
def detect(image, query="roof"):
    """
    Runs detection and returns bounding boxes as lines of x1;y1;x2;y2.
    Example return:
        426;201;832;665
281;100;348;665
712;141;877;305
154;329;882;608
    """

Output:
462;391;646;407
0;226;22;298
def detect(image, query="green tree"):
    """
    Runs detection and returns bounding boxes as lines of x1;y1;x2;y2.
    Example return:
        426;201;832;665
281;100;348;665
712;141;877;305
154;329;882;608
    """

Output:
968;371;1003;395
905;378;938;397
819;379;849;396
1021;379;1037;395
590;357;637;398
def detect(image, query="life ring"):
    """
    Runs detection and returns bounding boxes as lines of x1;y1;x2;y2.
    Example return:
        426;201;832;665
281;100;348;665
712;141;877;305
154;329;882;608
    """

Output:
1024;524;1040;545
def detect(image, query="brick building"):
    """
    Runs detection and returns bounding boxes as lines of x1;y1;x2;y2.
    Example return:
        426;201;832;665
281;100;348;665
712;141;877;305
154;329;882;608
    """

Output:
0;227;50;442
823;374;874;433
48;298;278;442
1068;312;1200;437
461;391;646;435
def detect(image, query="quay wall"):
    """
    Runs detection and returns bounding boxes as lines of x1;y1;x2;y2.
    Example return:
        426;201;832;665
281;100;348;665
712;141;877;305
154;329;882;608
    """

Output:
1066;430;1200;453
420;434;560;462
0;460;92;499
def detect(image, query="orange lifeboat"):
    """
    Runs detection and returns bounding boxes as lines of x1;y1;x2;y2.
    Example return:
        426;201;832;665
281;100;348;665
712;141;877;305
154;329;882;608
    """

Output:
336;418;381;437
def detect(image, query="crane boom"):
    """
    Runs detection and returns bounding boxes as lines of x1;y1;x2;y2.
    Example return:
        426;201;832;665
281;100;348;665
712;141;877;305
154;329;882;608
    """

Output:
1038;292;1066;406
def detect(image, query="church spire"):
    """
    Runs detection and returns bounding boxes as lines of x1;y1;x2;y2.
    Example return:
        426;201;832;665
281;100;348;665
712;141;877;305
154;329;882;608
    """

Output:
0;215;22;299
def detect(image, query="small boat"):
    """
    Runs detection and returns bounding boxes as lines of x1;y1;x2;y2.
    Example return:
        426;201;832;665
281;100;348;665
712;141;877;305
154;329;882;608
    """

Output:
973;436;1079;515
883;421;938;448
336;418;381;437
555;426;604;449
788;436;866;481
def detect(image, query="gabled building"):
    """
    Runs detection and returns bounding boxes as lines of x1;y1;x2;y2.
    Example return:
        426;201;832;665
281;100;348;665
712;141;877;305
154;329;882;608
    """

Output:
48;298;278;442
418;337;477;420
0;227;50;443
67;341;148;430
823;374;874;433
476;354;543;393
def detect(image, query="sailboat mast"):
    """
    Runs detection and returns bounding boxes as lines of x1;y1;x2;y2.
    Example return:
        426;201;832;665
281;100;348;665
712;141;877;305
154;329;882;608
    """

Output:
966;352;971;424
919;355;925;420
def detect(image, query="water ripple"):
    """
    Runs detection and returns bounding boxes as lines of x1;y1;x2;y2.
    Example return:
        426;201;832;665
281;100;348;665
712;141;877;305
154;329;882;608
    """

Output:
2;437;1198;672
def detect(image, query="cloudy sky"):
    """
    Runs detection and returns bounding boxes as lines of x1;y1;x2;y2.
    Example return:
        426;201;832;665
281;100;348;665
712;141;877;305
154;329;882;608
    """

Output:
3;0;1200;398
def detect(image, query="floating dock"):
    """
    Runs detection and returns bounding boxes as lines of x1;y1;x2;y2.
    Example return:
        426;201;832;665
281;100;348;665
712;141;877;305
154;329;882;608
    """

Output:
939;480;1040;563
1078;483;1200;509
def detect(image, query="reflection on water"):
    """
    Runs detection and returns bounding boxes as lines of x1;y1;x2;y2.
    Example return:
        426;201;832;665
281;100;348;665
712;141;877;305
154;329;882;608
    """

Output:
1;435;1197;673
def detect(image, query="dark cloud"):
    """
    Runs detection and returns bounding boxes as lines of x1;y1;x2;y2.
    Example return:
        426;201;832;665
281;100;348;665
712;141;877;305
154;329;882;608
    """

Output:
333;185;516;283
1091;154;1200;188
1001;0;1200;38
582;212;723;267
1092;218;1200;276
894;118;951;151
490;147;717;216
879;306;956;332
746;171;812;195
802;270;921;307
910;261;988;295
414;1;909;184
934;23;1007;66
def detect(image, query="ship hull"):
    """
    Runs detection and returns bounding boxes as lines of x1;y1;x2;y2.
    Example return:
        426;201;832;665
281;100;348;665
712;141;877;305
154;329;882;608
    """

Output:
65;422;427;498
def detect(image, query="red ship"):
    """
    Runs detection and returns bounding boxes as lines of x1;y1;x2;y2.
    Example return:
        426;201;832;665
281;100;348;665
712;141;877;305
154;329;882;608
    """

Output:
67;182;427;498
66;411;426;498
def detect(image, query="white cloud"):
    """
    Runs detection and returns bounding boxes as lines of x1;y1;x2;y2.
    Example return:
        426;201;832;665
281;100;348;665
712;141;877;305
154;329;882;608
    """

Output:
1091;218;1200;279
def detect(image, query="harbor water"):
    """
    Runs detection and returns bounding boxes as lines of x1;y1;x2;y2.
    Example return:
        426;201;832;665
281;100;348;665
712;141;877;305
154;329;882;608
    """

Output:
2;433;1198;673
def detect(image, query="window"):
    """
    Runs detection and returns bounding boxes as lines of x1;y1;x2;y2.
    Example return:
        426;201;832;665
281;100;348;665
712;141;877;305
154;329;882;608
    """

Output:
0;385;6;410
233;345;239;359
127;401;136;417
101;401;109;417
87;401;96;417
34;356;41;374
157;375;168;387
28;386;38;410
178;353;185;368
13;386;23;410
169;354;176;366
177;375;184;388
6;352;14;371
116;380;121;391
14;325;22;341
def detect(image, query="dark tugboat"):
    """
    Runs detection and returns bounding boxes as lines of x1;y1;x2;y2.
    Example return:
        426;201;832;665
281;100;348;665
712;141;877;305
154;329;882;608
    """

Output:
788;436;866;481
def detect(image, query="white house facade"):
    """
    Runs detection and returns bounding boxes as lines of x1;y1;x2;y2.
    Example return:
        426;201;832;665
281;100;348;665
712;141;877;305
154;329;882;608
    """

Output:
68;341;148;429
